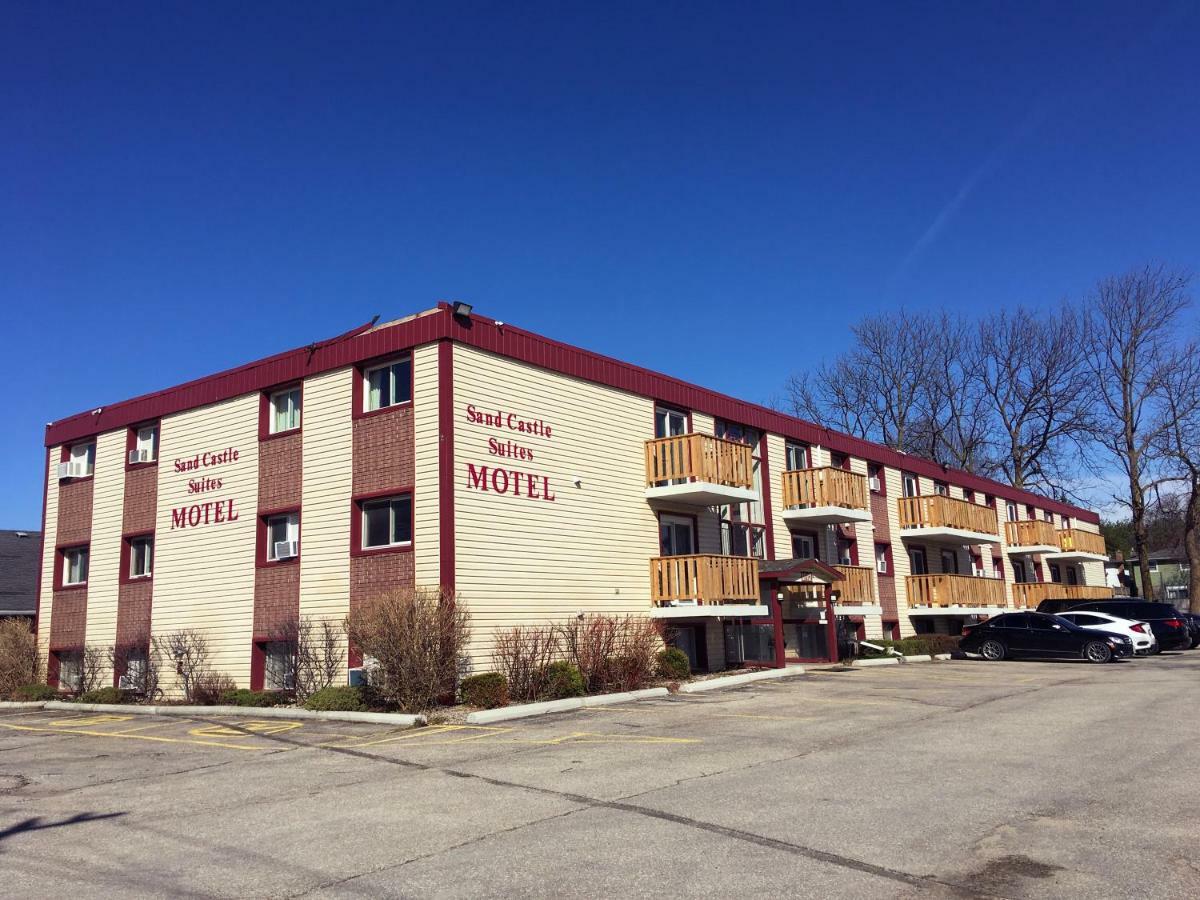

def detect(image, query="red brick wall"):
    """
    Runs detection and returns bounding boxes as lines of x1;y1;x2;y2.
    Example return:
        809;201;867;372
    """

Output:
49;590;87;649
350;553;415;612
122;466;158;534
57;479;93;546
115;580;154;647
253;564;300;638
258;432;303;510
871;493;898;620
353;408;414;495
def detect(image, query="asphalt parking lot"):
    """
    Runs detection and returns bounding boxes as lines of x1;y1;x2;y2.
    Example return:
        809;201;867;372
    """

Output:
3;654;1199;899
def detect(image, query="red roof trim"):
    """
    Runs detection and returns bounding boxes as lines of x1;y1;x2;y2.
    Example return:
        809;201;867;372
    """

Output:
44;303;1099;524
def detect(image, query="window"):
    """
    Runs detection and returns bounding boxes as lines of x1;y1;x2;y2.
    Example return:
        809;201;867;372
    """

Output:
659;515;695;556
129;536;153;579
69;441;96;477
1029;615;1058;631
963;489;974;503
994;614;1029;630
792;533;817;559
56;651;82;692
909;547;928;576
1049;563;1061;584
1043;509;1053;522
654;406;688;438
785;442;810;471
270;387;301;434
992;556;1003;579
1006;502;1018;522
266;513;300;560
263;642;295;691
902;473;918;498
836;536;854;566
361;496;412;549
1012;560;1028;583
63;547;89;586
875;543;889;575
133;424;158;463
940;549;959;575
829;452;847;470
1066;566;1079;586
365;358;412;411
933;480;949;496
716;421;764;559
868;464;884;494
1148;560;1158;572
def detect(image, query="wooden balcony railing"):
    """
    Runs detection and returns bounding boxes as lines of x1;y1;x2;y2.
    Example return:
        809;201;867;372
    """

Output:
1005;519;1059;548
897;496;999;536
1012;583;1114;609
906;574;1006;608
650;554;760;605
781;467;869;510
645;434;754;489
1057;529;1107;556
834;564;877;604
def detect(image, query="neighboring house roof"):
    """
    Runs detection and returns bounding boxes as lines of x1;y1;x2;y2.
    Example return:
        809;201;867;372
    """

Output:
1124;550;1189;565
0;530;41;616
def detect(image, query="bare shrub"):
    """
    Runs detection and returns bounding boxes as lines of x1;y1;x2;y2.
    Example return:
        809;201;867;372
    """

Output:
0;617;40;698
154;629;210;702
556;615;665;693
191;671;238;705
492;625;559;702
344;587;470;713
79;645;108;694
268;615;345;702
108;643;162;700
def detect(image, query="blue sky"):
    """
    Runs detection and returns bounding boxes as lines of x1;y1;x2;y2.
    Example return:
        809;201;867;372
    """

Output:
2;1;1198;527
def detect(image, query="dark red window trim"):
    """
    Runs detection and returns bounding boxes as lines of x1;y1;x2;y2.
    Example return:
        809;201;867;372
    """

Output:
58;441;96;482
868;463;886;496
350;489;414;558
53;543;89;591
258;383;304;442
118;531;155;585
654;510;701;555
351;353;414;421
874;541;893;576
256;507;301;568
790;529;821;560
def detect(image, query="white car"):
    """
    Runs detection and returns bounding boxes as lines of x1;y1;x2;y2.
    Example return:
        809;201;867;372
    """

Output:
1056;610;1157;655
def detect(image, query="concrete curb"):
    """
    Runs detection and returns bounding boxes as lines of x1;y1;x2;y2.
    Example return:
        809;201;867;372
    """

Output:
902;654;934;663
850;657;900;667
934;653;953;660
677;665;807;693
853;653;956;666
41;700;425;727
465;688;670;724
0;701;48;710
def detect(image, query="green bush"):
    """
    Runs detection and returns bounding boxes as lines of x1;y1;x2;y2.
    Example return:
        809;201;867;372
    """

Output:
190;672;239;705
860;635;961;658
219;688;282;707
304;685;369;712
541;661;585;699
78;687;129;704
14;683;59;701
656;647;691;680
461;673;509;708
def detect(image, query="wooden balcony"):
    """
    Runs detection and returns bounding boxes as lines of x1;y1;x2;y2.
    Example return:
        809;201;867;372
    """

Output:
1012;583;1114;609
897;496;1000;544
834;564;878;606
644;434;759;506
650;554;760;605
1047;529;1108;561
780;467;872;525
1004;520;1060;554
906;574;1007;608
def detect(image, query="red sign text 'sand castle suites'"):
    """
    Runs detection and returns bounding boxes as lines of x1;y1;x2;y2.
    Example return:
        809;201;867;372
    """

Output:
170;447;242;529
464;404;556;502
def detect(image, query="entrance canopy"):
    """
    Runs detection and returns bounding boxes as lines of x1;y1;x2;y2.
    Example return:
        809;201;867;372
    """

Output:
757;558;844;586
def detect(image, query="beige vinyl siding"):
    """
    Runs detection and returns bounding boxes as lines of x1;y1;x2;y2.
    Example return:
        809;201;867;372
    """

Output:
412;343;440;587
82;429;127;668
690;412;714;436
298;368;352;628
765;433;791;561
453;346;657;668
36;450;61;664
1073;519;1105;586
884;466;915;637
152;394;259;690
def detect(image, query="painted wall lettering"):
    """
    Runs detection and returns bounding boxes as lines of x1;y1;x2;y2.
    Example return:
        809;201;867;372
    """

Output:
170;445;243;529
465;463;556;502
170;498;241;530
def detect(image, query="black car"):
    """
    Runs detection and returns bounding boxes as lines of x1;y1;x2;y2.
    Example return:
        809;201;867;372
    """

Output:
1179;612;1200;649
960;612;1134;663
1051;600;1192;652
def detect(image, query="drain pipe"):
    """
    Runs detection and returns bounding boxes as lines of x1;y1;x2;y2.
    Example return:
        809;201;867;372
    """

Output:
859;641;902;658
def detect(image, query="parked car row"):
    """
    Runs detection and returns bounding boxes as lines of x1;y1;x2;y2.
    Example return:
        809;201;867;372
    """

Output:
958;599;1200;664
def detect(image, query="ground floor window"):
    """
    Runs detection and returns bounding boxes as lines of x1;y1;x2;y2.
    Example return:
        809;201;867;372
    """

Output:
783;623;828;660
667;624;708;672
883;621;901;640
262;641;296;691
55;650;82;692
724;622;774;666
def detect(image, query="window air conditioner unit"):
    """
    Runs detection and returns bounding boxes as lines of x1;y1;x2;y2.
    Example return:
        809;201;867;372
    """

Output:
869;475;881;492
274;540;298;560
129;449;153;464
56;462;72;479
348;667;367;687
117;674;139;691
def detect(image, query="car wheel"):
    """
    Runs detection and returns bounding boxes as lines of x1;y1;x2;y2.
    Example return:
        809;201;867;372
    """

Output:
980;640;1005;661
1084;641;1112;664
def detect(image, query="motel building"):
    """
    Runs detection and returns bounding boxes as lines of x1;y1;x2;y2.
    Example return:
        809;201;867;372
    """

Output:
35;303;1112;691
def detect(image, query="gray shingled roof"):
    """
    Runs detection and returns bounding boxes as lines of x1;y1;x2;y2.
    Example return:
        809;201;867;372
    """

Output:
0;530;41;616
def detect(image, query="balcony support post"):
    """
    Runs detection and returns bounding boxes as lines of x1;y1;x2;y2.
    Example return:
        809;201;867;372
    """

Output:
771;592;786;669
824;586;839;664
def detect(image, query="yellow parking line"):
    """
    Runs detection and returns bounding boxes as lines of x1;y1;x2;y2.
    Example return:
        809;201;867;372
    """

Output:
341;724;472;748
109;720;180;735
0;720;266;751
713;713;817;722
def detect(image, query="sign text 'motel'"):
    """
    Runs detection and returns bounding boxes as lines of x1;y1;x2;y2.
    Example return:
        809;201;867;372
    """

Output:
170;447;242;529
463;403;556;502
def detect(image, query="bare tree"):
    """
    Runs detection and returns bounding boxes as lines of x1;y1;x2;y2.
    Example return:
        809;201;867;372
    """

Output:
108;642;163;700
1155;342;1200;611
977;306;1095;495
154;629;210;702
269;615;344;701
80;645;108;694
1086;264;1193;599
